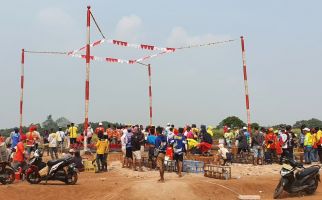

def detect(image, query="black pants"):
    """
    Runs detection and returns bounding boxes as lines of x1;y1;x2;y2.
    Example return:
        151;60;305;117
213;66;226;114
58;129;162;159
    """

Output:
288;147;294;160
87;137;92;144
280;149;290;164
96;154;104;171
318;148;322;163
70;138;76;144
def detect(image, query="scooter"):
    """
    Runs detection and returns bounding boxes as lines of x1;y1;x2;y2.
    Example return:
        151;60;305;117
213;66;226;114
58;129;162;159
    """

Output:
26;155;78;185
273;158;321;199
0;161;15;184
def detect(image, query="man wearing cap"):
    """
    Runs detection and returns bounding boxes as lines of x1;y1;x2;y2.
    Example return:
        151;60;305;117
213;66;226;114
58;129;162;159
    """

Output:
265;128;277;164
303;128;313;164
95;122;105;135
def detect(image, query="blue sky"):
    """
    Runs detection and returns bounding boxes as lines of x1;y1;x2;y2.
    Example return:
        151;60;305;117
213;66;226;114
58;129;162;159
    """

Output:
1;0;322;128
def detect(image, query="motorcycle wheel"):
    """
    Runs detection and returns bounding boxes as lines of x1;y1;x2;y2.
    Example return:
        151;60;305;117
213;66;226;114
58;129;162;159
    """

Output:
306;178;318;195
273;179;284;199
4;168;15;184
26;171;41;184
66;172;78;185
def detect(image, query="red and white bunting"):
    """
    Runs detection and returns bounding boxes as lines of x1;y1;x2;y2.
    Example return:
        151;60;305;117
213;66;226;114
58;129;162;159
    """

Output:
67;39;105;55
71;50;172;64
105;39;176;52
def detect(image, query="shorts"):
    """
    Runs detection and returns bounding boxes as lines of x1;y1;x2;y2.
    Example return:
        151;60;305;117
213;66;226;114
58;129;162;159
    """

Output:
174;154;183;162
122;147;126;158
157;153;165;169
126;147;133;158
133;150;142;160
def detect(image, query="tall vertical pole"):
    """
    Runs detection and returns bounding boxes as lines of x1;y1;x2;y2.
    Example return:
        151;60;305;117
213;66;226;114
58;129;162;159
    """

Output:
19;49;25;135
84;6;91;151
240;36;251;133
148;64;153;126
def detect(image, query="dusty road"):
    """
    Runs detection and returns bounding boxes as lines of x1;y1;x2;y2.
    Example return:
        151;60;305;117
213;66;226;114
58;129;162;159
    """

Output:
1;162;321;200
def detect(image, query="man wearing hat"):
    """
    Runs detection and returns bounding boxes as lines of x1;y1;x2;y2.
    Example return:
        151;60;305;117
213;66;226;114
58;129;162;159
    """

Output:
303;127;313;164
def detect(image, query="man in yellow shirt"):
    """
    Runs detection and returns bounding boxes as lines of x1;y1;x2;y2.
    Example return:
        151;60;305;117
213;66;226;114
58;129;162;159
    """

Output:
316;127;322;163
303;128;313;164
95;133;108;173
68;123;78;145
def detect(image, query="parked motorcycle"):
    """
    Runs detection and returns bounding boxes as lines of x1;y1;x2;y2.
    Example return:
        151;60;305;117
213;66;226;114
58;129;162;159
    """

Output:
26;155;78;185
0;161;15;184
274;158;321;199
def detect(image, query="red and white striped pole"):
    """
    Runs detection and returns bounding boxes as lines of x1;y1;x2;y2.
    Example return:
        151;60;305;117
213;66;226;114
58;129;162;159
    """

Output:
240;36;251;133
84;6;91;150
148;64;153;126
19;49;25;135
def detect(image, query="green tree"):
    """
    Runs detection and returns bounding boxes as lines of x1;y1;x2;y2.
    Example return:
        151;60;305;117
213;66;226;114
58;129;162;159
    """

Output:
251;122;260;130
293;118;322;129
42;115;58;131
218;116;246;128
56;117;71;128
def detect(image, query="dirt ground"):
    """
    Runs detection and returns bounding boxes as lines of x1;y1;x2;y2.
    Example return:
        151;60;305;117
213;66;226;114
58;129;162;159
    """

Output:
1;158;321;200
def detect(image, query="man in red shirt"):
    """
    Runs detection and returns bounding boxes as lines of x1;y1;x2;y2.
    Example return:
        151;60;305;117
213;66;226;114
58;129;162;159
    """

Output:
12;139;26;170
95;122;105;135
265;128;277;164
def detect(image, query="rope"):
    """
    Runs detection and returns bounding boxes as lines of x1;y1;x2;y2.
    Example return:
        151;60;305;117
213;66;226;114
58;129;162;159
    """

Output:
202;180;241;196
176;39;236;50
24;50;68;55
90;11;106;39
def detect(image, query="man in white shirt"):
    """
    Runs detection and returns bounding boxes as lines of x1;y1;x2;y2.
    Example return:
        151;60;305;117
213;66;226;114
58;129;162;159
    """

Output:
120;127;128;168
48;128;60;160
56;127;65;153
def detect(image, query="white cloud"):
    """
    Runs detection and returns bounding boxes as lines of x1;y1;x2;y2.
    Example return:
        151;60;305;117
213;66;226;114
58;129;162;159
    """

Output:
37;7;74;27
115;15;143;42
166;26;231;47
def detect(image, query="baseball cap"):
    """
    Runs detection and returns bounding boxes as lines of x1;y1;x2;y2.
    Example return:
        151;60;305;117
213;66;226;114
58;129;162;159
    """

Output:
99;122;103;126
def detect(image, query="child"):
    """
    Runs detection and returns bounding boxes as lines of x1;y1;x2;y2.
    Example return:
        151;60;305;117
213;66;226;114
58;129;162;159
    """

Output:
95;132;108;173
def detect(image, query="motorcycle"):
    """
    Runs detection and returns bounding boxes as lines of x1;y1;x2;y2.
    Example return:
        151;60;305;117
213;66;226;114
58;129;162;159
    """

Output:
26;155;78;185
0;161;15;184
273;158;321;199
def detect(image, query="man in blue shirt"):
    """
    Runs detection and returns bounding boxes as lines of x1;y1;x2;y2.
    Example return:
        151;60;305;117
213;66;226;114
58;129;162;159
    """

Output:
170;127;187;177
155;126;167;182
10;127;20;149
147;127;157;169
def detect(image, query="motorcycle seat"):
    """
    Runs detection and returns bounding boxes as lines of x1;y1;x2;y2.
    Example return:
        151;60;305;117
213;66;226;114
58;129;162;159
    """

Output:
296;167;319;179
47;159;65;167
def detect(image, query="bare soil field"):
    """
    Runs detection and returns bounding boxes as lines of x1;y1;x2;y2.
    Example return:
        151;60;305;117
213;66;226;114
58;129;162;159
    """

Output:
1;157;321;200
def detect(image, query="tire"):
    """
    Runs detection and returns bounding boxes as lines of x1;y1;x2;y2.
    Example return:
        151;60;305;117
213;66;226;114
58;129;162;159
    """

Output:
26;171;41;184
4;168;15;184
66;172;78;185
273;179;284;199
306;178;318;195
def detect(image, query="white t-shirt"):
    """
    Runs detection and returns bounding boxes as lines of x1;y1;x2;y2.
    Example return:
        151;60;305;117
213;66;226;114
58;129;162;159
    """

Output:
121;129;128;148
48;132;59;147
56;131;65;141
280;133;288;149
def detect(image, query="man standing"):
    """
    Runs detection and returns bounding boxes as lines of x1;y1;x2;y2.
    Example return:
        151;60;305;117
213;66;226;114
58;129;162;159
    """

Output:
155;126;167;182
303;128;313;164
12;138;26;170
147;127;157;169
85;123;94;145
56;127;65;153
26;125;41;154
48;128;60;160
316;127;322;163
170;127;187;177
251;127;265;165
279;129;290;164
120;126;128;168
224;128;234;149
68;123;78;145
124;128;133;168
10;127;20;149
131;127;143;171
95;132;108;173
265;128;277;164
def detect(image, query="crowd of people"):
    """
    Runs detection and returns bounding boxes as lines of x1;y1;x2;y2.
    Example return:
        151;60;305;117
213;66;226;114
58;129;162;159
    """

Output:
1;122;322;182
223;125;322;165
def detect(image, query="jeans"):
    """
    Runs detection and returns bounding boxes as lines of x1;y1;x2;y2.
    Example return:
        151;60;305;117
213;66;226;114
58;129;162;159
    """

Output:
311;148;318;162
280;149;290;164
304;146;313;163
252;146;263;158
